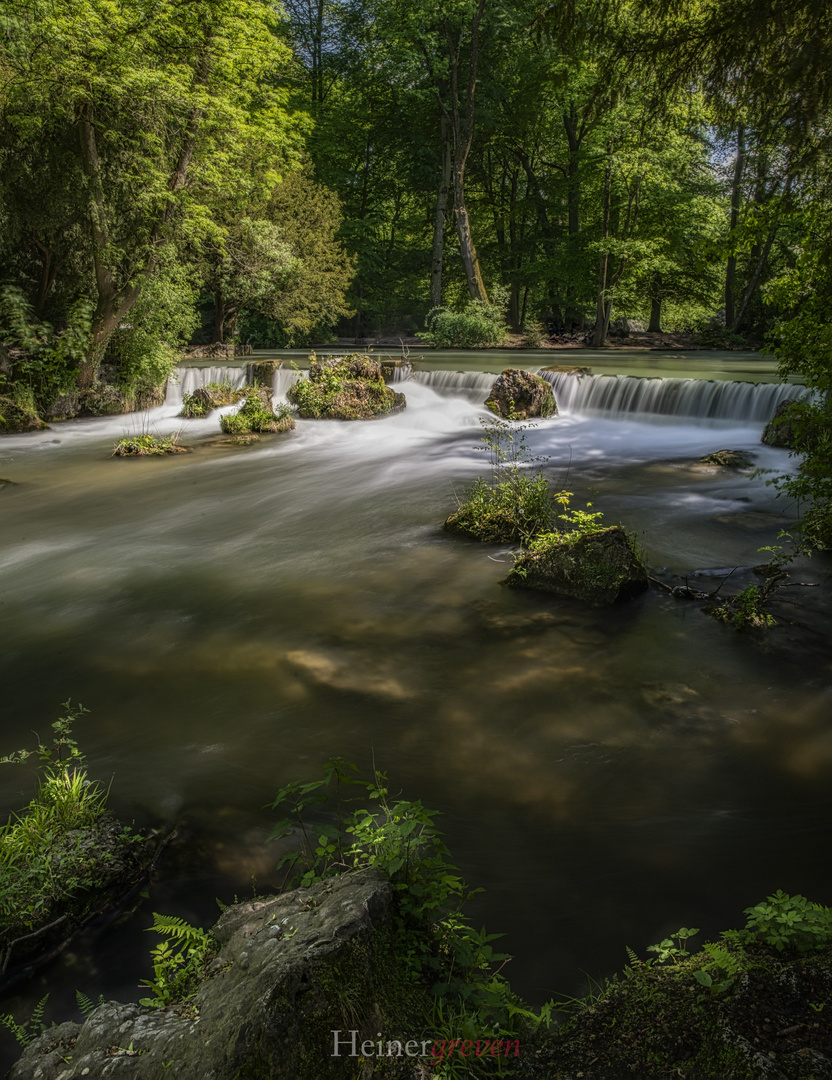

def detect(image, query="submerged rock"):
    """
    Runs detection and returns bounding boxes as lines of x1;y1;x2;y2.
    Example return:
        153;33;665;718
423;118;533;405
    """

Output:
505;526;648;605
288;356;406;420
9;869;421;1080
0;396;49;434
697;449;755;469
485;368;556;419
540;364;591;376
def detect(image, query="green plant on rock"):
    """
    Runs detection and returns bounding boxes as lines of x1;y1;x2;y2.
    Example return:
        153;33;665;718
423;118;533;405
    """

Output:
269;759;553;1050
112;432;187;456
445;412;555;545
139;914;214;1008
0;702;127;948
711;583;776;629
219;392;294;435
733;889;832;954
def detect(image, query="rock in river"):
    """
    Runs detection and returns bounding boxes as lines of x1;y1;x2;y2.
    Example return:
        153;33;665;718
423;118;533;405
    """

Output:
505;526;648;606
484;368;557;420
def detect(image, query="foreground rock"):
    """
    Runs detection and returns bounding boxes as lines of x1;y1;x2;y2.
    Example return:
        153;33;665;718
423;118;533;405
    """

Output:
485;368;556;419
9;869;428;1080
0;396;49;433
505;526;648;605
288;356;406;420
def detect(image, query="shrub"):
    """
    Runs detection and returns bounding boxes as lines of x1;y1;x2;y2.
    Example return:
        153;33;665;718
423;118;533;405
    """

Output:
420;298;509;348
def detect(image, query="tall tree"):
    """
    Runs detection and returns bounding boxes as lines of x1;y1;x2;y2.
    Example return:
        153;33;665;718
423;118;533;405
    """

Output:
0;0;307;386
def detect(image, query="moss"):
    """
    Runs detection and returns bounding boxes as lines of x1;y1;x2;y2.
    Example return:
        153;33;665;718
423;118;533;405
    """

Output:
219;389;295;435
0;395;49;433
112;433;187;456
537;945;832;1079
241;924;432;1080
287;356;406;420
180;382;245;418
506;526;648;605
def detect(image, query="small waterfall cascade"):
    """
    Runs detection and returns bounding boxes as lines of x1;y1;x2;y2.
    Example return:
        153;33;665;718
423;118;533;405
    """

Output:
538;369;812;423
272;367;304;401
166;365;247;407
408;369;497;402
380;361;413;383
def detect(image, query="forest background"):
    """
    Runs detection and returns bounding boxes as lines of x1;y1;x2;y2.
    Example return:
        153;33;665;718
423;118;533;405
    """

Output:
0;0;830;535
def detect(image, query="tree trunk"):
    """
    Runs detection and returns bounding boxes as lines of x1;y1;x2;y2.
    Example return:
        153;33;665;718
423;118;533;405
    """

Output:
590;149;613;347
563;107;583;328
648;276;662;333
214;292;226;343
453;165;489;303
725;124;745;328
442;0;489;304
430;114;452;309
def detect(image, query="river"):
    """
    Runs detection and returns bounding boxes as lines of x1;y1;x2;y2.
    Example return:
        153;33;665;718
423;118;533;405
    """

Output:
0;349;830;1059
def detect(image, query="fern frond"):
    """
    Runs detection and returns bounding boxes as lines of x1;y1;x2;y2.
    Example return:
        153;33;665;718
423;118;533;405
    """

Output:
625;945;639;966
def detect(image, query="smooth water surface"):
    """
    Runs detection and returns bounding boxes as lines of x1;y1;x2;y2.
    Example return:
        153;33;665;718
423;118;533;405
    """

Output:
0;352;830;1059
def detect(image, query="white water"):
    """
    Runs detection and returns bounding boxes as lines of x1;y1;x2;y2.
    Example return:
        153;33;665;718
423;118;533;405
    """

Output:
539;369;811;422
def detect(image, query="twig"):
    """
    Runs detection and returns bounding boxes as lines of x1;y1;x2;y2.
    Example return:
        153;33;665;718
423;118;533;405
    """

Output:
708;566;738;599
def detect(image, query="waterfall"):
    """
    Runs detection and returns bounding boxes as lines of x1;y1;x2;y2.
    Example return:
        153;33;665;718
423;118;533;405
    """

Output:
408;370;497;402
166;365;247;407
272;368;304;401
537;369;812;423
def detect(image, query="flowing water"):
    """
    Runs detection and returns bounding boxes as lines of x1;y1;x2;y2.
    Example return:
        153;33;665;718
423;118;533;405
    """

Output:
0;350;830;1059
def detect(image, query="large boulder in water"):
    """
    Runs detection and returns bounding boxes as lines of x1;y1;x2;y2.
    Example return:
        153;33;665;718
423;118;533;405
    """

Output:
761;399;810;449
0;396;49;433
288;355;406;420
504;526;648;605
8;869;424;1080
485;368;556;420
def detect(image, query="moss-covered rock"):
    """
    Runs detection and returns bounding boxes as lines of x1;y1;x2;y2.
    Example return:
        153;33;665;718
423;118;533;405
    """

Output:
485;368;557;419
220;386;295;435
180;383;245;418
287;356;406;420
535;945;832;1080
9;869;430;1080
762;400;803;448
0;396;49;434
505;525;648;605
698;449;755;469
246;359;281;387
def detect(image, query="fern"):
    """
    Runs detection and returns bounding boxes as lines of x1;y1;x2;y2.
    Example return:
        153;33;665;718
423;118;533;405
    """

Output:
625;945;640;967
75;990;104;1019
139;914;212;1008
0;994;49;1047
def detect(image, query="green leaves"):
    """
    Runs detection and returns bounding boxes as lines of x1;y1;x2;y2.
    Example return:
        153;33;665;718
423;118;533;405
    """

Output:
139;914;213;1008
739;890;832;954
